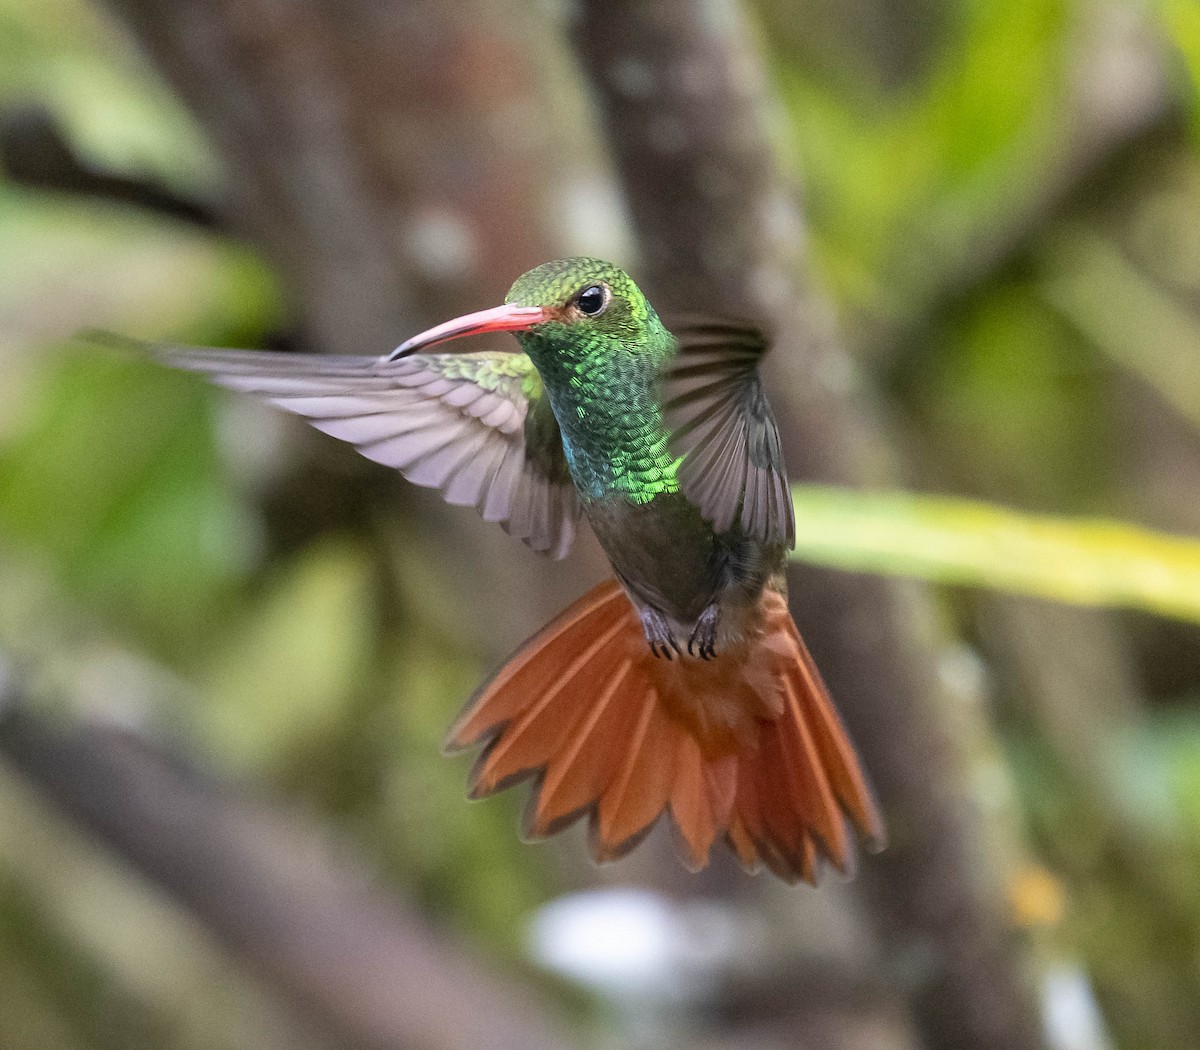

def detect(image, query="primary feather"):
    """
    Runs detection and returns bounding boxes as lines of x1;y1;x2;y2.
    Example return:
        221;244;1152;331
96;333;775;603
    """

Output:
158;344;580;559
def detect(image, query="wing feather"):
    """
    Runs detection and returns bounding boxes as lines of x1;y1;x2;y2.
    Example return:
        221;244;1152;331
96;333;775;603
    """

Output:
444;435;506;507
152;342;580;558
660;320;794;546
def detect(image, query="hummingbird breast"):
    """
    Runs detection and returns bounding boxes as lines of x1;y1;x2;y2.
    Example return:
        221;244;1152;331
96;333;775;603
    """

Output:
543;356;677;505
583;492;785;645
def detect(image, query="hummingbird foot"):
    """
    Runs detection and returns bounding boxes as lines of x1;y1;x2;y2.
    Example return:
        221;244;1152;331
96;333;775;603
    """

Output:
639;607;682;660
687;605;720;660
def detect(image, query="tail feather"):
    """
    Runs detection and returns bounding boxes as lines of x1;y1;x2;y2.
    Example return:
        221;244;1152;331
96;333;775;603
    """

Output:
527;657;634;837
670;746;737;870
780;675;849;864
787;623;883;842
595;690;677;858
449;582;625;750
466;616;628;796
742;698;841;882
725;776;764;871
451;581;882;882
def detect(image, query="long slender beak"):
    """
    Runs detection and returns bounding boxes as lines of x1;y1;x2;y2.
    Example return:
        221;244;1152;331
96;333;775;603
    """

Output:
386;304;551;361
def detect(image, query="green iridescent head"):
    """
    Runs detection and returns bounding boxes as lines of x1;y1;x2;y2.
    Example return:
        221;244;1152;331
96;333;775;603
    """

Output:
387;257;670;366
503;257;668;362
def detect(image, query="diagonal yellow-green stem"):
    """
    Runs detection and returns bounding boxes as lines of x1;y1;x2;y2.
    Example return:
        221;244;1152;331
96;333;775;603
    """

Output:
789;485;1200;623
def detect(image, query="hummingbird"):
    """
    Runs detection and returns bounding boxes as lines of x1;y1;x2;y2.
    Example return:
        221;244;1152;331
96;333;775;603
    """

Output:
155;257;882;882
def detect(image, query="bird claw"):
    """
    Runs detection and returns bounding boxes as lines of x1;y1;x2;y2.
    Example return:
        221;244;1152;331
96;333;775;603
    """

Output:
640;608;681;660
687;606;719;660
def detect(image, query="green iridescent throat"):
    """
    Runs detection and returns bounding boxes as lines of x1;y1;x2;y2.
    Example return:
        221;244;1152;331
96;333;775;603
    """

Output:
518;320;680;505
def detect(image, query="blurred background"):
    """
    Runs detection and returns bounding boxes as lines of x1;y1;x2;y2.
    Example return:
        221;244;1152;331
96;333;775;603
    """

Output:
0;0;1197;1048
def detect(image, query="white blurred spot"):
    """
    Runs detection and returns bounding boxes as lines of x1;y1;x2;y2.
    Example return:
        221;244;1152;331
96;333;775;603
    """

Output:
554;177;632;262
815;347;858;396
527;888;748;1006
403;208;479;281
74;650;182;731
760;192;805;253
936;643;990;705
749;264;791;314
1042;964;1115;1050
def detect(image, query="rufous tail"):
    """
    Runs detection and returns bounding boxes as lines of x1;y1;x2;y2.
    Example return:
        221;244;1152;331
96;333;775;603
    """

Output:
447;581;883;883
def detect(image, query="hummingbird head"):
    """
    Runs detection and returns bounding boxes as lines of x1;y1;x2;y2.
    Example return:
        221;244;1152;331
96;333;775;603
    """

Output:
387;257;669;364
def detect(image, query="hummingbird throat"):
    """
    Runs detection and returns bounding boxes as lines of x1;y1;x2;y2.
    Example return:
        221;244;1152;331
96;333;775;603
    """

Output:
519;327;681;504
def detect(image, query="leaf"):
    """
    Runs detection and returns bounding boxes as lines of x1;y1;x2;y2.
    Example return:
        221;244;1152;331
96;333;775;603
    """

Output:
769;0;1068;316
0;350;258;653
789;485;1200;624
1163;0;1200;137
1040;228;1200;432
200;542;373;771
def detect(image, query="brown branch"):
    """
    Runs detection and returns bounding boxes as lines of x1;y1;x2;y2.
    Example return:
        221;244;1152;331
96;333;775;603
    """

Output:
0;673;577;1050
0;104;221;230
570;4;1046;1050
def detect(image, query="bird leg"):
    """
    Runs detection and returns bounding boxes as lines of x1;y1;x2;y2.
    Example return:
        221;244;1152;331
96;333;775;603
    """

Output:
687;605;720;660
639;607;681;660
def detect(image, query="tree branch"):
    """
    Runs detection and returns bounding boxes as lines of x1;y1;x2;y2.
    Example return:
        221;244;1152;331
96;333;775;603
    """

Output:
570;4;1046;1049
0;677;577;1050
0;104;221;230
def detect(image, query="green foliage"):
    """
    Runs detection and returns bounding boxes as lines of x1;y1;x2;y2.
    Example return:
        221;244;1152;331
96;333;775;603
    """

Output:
375;619;554;944
195;542;374;769
765;0;1069;318
908;280;1110;506
1162;0;1200;137
0;351;254;654
0;0;276;659
0;0;217;186
1011;728;1200;1050
1111;712;1200;836
1041;226;1200;431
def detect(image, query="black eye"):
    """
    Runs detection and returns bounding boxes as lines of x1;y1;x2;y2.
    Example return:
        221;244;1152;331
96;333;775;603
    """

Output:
575;284;608;316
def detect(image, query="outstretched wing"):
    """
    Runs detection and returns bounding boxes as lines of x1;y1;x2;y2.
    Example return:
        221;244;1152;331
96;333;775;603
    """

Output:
660;320;794;548
157;344;580;559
